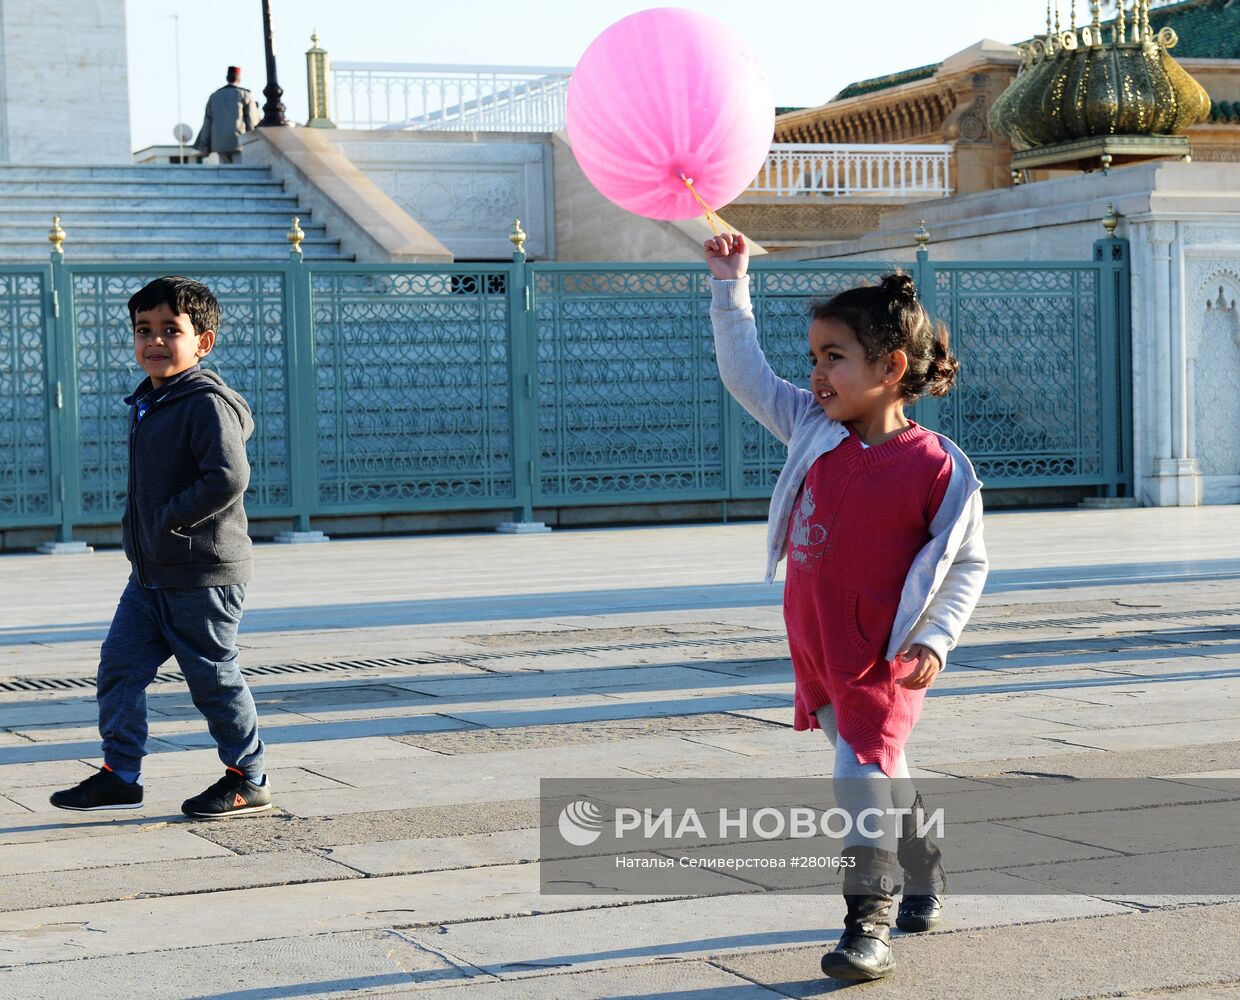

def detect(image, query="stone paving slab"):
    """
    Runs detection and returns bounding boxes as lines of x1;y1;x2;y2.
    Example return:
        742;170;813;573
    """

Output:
0;864;676;965
397;711;782;755
400;891;1129;981
1008;799;1240;855
1017;845;1240;901
437;691;792;731
1043;717;1240;752
154;711;468;751
712;901;1240;999
390;664;754;701
0;928;470;999
185;798;543;854
0;796;30;818
0;849;354;911
408;961;787;998
922;741;1240;781
324;828;543;877
256;692;630;726
1119;987;1240;999
275;741;704;817
0;825;230;877
315;737;748;790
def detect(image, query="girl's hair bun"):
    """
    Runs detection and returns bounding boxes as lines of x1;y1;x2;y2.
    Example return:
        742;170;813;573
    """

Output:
878;272;918;305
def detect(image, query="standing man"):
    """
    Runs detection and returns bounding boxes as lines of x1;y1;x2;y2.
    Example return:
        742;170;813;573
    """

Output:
194;67;261;163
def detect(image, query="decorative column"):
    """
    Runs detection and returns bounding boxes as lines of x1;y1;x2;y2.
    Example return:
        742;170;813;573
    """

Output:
1144;220;1203;505
305;32;335;128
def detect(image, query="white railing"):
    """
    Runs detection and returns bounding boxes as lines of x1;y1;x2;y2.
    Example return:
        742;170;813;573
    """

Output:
748;143;953;198
331;63;572;131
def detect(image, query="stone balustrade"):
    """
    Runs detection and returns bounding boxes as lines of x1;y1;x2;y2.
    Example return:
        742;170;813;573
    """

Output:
746;143;954;198
332;63;572;132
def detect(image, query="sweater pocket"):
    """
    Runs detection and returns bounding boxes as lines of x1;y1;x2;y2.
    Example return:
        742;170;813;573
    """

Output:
844;590;872;656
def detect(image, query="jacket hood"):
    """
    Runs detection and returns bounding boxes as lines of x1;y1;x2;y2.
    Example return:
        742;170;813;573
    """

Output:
125;366;254;441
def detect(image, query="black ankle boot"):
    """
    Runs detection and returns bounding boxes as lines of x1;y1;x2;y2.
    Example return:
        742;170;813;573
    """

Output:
896;791;946;933
820;846;901;981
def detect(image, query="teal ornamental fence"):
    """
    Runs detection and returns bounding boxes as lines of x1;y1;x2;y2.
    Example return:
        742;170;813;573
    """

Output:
0;223;1131;545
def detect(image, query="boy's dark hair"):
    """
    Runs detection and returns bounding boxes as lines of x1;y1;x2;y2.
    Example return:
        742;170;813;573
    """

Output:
127;276;220;335
810;272;959;400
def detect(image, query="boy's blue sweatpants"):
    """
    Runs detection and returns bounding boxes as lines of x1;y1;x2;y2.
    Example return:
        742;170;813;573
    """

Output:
97;580;264;780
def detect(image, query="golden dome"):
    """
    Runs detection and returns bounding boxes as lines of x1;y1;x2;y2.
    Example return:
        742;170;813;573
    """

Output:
989;0;1210;150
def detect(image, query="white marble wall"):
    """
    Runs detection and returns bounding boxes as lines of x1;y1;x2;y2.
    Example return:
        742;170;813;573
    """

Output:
1131;219;1240;506
0;0;131;163
330;132;555;259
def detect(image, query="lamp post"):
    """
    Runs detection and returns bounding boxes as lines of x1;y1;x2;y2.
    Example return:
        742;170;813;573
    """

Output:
259;0;289;127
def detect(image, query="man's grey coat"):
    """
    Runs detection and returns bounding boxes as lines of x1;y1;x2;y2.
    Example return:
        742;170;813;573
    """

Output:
194;84;260;155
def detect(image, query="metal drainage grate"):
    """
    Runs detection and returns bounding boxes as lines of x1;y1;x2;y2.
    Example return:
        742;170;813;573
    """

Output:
0;655;445;695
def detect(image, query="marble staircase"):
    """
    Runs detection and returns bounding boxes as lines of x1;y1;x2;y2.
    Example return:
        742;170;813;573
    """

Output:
0;164;351;261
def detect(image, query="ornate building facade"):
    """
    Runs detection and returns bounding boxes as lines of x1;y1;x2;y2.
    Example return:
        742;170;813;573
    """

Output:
772;0;1240;193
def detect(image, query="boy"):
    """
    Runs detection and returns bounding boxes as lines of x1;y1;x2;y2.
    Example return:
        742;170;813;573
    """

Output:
50;276;271;818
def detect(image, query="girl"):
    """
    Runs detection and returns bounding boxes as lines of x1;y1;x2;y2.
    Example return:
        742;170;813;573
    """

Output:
705;233;988;982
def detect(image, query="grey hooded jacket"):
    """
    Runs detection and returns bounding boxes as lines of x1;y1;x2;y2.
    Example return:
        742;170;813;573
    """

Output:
121;366;254;588
710;276;989;669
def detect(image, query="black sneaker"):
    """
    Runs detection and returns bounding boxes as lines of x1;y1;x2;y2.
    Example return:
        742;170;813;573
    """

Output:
50;767;143;811
181;768;272;818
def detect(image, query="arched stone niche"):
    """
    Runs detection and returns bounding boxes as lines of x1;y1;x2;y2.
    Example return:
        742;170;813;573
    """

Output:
1190;268;1240;482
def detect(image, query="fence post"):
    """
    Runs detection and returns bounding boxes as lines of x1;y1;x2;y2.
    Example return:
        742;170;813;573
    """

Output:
911;220;941;432
274;218;330;543
38;217;92;553
497;219;550;533
1093;203;1133;498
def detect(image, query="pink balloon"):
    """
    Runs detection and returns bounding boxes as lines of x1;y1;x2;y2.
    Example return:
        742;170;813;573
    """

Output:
566;7;775;221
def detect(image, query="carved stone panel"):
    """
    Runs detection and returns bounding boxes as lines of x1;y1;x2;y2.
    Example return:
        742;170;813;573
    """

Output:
1187;260;1240;478
334;139;554;259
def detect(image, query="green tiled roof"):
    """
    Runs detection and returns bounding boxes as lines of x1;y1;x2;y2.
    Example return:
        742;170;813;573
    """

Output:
832;63;938;101
827;0;1237;104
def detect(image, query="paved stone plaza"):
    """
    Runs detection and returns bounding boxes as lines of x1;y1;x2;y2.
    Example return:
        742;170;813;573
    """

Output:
2;506;1240;998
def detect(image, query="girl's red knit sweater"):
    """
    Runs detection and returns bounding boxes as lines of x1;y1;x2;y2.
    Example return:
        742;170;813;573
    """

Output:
783;421;952;775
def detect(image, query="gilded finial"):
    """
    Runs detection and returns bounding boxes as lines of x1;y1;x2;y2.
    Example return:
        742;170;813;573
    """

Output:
1117;0;1126;43
1141;0;1152;43
1102;202;1119;236
509;218;527;256
914;220;930;248
48;215;65;254
287;216;304;254
311;30;320;47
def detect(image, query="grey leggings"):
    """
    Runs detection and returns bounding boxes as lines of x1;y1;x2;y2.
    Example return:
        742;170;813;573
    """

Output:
816;704;916;853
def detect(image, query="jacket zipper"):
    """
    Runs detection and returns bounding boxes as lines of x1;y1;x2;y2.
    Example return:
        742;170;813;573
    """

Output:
129;404;147;587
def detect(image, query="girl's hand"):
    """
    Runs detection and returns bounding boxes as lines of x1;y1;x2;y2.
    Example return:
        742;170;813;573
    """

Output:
704;233;749;281
895;644;942;689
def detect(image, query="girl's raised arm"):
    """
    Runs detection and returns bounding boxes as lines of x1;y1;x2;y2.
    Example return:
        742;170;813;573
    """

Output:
706;234;814;444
